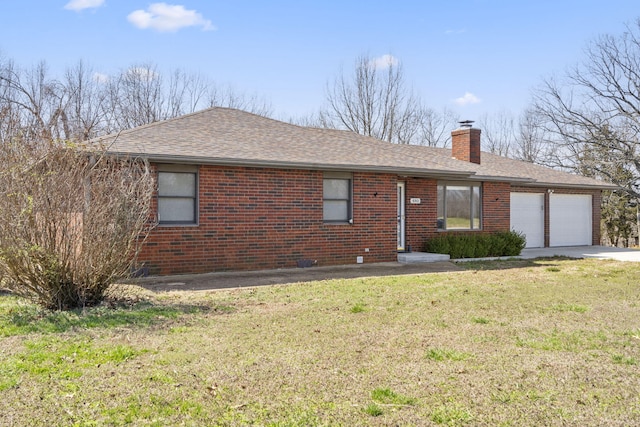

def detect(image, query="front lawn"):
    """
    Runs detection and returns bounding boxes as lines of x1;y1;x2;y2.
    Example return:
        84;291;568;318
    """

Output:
1;258;639;426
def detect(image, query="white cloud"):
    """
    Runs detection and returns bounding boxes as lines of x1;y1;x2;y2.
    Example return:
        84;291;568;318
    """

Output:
454;92;481;106
92;72;109;83
445;28;466;35
370;54;399;69
64;0;105;11
127;3;215;32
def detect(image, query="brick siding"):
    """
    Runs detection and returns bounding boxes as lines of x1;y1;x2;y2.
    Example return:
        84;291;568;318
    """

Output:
138;164;603;275
403;177;438;251
139;165;398;275
451;128;481;164
404;180;512;252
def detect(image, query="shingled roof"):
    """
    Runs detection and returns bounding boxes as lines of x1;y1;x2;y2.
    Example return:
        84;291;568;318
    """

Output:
95;107;615;190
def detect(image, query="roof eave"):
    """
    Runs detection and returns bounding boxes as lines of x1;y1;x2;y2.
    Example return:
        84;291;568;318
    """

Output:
470;175;536;184
514;181;619;190
107;151;476;178
105;151;618;190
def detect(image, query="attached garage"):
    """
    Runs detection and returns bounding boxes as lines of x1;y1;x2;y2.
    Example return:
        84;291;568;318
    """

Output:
549;194;592;247
510;193;545;248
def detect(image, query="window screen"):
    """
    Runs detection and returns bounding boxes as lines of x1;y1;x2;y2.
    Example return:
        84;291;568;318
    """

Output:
157;167;197;225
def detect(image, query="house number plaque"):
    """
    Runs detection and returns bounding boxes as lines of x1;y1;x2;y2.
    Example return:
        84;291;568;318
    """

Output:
410;198;421;204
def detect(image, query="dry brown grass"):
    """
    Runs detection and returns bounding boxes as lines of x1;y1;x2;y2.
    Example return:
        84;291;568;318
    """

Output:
1;258;639;426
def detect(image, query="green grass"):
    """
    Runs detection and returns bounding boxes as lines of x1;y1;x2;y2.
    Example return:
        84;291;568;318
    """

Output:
612;354;638;365
549;303;589;313
0;294;202;337
0;335;143;391
363;403;384;417
431;404;474;425
349;302;366;313
515;328;611;352
371;387;416;406
1;258;640;426
426;348;472;362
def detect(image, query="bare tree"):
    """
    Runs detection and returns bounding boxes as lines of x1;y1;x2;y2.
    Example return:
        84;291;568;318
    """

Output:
0;60;22;144
533;20;640;198
102;64;272;133
0;59;69;141
164;69;218;117
104;63;166;131
471;107;551;163
206;83;273;117
63;60;109;141
416;107;459;147
0;102;20;144
1;55;275;143
514;108;549;163
318;54;427;144
478;111;516;156
287;113;322;128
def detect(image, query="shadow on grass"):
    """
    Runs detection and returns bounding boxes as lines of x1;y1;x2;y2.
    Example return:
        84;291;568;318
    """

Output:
454;256;578;271
136;257;581;292
137;262;465;292
0;295;231;337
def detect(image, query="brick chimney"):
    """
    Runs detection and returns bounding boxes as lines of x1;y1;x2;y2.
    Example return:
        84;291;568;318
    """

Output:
451;120;481;164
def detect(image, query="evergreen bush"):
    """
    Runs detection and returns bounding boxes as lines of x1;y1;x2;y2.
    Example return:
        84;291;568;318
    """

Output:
424;231;526;259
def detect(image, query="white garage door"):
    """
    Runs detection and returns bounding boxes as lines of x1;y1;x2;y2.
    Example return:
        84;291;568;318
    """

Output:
549;194;592;246
511;193;545;248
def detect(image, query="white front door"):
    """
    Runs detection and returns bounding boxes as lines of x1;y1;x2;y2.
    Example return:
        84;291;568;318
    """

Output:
397;182;406;251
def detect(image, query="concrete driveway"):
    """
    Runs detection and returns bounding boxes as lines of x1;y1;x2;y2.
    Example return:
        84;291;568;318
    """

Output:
520;245;640;262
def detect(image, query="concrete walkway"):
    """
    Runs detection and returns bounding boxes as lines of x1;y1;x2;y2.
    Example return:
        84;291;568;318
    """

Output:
137;261;463;292
520;245;640;262
136;245;640;292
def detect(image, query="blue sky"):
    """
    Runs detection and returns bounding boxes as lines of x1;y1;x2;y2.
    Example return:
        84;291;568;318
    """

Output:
1;1;638;121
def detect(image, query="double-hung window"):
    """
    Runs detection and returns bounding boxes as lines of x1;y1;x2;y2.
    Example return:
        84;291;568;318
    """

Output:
157;164;198;225
437;182;481;230
323;172;352;223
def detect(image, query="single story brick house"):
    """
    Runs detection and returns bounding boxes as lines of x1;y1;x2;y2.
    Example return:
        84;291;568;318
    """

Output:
96;107;615;275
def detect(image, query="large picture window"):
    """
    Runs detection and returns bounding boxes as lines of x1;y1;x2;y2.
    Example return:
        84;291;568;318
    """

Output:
157;165;198;225
323;172;352;223
437;182;481;230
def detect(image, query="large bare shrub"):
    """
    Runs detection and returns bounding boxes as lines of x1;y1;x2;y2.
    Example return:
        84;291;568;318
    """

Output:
0;139;155;310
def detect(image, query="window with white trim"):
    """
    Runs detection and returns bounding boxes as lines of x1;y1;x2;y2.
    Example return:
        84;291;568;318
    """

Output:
437;182;481;230
157;165;198;225
323;172;352;223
